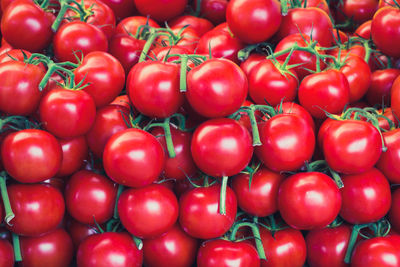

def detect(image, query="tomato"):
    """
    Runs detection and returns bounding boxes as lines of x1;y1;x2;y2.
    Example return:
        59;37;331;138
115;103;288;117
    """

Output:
306;225;351;267
20;229;74;267
232;167;285;217
109;34;145;74
197;239;260;267
248;59;298;106
0;239;13;267
0;61;44;115
39;87;97;139
366;68;400;106
134;0;187;21
168;15;214;37
377;108;398;131
143;224;199;267
389;188;400;233
100;0;136;20
186;59;248;118
77;232;143;267
114;16;160;36
322;120;382;174
239;53;265;76
227;0;281;44
86;104;130;159
65;170;117;224
118;184;178;238
103;128;165;187
53;21;108;63
56;136;88;177
127;61;183;118
351;236;400;267
179;184;237;239
1;0;53;52
66;218;98;250
1;129;62;183
392;76;400;119
259;227;307;267
6;184;65;236
74;51;125;108
355;20;372;39
298;69;350;119
278;102;316;133
376;129;400;183
338;0;378;23
371;6;400;58
255;114;315;172
191;118;253;177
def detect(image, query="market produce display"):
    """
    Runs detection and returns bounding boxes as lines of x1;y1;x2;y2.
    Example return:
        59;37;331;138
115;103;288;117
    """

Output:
0;0;400;266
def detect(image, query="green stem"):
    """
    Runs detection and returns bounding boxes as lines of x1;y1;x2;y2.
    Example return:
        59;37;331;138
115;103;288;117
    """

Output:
113;184;124;219
12;233;22;262
246;106;262;146
344;224;369;264
179;54;189;92
328;167;344;189
132;236;143;250
139;30;158;62
39;63;57;90
0;174;14;226
194;0;202;17
219;176;229;215
51;0;71;32
162;118;176;158
229;221;266;260
281;0;288;15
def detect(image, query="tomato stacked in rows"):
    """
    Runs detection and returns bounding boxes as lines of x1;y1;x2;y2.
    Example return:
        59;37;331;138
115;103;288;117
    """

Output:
0;0;400;266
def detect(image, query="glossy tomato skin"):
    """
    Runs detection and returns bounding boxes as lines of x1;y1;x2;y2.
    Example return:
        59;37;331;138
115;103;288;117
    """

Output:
109;34;145;74
322;120;382;174
306;225;351;267
340;168;391;224
127;61;183;118
65;170;117;224
1;0;53;52
197;239;260;267
278;102;316;133
56;136;88;177
134;0;187;21
1;129;62;183
6;184;65;236
143;224;199;267
168;15;213;37
227;0;281;44
179;184;237;239
114;16;160;36
77;232;143;267
39;87;97;139
66;218;98;250
338;0;378;23
351;236;400;267
0;61;44;115
232;167;285;217
0;239;13;267
391;76;400;119
20;229;74;267
103;128;165;188
260;227;307;267
366;68;400;106
191;118;253;177
100;0;136;20
389;188;400;232
278;172;342;230
240;53;265;76
74;51;126;108
298;69;350;119
376;129;400;183
118;184;178;238
255;114;315;172
355;20;372;39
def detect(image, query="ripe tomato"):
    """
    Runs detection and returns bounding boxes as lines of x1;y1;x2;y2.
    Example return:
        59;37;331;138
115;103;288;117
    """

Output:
192;0;228;25
278;102;316;132
109;34;145;74
103;128;165;188
1;129;62;183
389;188;400;233
168;15;214;37
391;76;400;119
376;129;400;183
366;68;400;106
240;53;265;76
100;0;136;20
56;136;88;177
134;0;187;21
0;239;13;267
338;0;378;23
66;218;98;250
114;16;160;36
118;184;178;238
351;236;400;266
355;20;372;39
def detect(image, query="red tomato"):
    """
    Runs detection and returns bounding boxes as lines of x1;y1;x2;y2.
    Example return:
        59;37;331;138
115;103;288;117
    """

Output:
260;227;307;267
168;15;214;37
197;239;260;267
355;20;372;39
179;184;237;239
118;184;178;238
109;34;145;74
134;0;187;21
100;0;136;20
278;102;316;133
77;232;143;267
114;16;160;36
389;188;400;233
227;0;281;44
340;168;391;224
239;53;265;76
20;229;74;267
143;224;199;267
1;129;62;183
392;76;400;119
56;136;88;177
74;51;126;108
366;68;400;106
255;114;315;172
192;0;228;25
338;0;378;23
377;129;400;183
0;239;13;267
66;218;98;250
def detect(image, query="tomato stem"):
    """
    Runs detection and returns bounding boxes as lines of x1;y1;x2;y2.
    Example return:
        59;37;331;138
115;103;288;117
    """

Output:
344;223;370;263
113;184;124;220
281;0;288;15
219;176;228;215
179;54;189;92
132;236;143;250
12;233;22;262
0;173;14;226
247;106;262;146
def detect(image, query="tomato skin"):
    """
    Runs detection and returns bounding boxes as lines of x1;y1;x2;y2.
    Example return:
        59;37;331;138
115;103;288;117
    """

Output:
240;53;265;76
255;114;315;172
366;68;400;106
109;34;145;74
74;51;126;108
351;236;400;267
53;21;108;63
118;184;178;238
1;129;62;183
20;229;74;267
186;59;248;118
389;188;400;233
1;0;53;52
0;239;13;267
227;0;281;44
371;7;400;58
39;87;97;139
278;102;316;133
134;0;187;21
232;167;285;217
56;136;88;177
179;184;237;239
340;168;391;224
115;16;160;36
197;239;260;267
77;232;143;267
103;128;165;188
0;61;44;116
66;218;98;250
306;225;351;267
322;120;382;174
260;227;307;267
191;118;253;177
100;0;136;20
168;15;214;37
127;61;183;118
339;0;378;23
390;76;400;119
143;224;199;267
355;20;372;39
376;129;400;183
6;184;65;236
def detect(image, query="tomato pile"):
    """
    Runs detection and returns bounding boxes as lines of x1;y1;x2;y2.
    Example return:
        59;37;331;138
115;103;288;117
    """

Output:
0;0;400;266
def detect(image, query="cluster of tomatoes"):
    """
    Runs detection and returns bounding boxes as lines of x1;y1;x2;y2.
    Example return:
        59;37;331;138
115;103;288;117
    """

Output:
0;0;400;266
